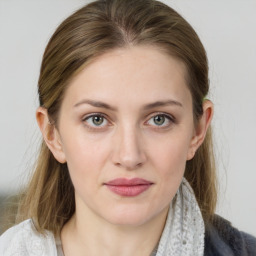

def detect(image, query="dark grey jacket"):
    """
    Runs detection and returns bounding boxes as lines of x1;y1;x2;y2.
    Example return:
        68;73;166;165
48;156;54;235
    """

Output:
204;215;256;256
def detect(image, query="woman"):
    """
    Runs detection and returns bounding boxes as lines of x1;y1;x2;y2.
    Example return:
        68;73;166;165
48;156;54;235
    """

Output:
0;0;255;255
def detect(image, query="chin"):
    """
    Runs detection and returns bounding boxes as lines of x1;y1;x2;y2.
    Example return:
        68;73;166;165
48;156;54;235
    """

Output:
106;216;150;227
102;207;154;227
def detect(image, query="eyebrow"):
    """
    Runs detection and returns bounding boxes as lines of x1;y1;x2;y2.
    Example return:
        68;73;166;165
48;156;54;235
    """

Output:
143;100;183;109
74;99;118;111
73;99;183;111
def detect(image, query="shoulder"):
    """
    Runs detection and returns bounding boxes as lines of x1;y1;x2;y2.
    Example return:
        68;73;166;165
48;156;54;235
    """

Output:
204;214;256;256
0;219;57;256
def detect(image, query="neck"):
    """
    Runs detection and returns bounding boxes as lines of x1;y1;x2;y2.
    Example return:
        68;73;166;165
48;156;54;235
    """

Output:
61;200;169;256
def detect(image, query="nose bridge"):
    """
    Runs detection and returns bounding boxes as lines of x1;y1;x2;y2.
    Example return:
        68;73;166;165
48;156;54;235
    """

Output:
112;121;146;169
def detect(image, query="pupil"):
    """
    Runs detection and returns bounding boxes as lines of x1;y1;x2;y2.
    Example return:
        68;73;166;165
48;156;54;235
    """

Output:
93;116;103;125
154;115;164;125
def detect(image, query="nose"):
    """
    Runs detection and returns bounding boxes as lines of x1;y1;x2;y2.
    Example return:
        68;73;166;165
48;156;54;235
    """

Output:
112;125;147;170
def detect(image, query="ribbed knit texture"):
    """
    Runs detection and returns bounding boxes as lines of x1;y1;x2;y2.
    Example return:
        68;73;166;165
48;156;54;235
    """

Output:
154;177;205;256
0;178;205;255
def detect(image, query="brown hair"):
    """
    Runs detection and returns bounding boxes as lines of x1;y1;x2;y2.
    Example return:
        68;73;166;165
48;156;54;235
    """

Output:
17;0;217;235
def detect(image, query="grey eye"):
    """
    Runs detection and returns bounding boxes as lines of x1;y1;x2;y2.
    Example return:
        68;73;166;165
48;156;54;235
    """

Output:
84;114;108;127
92;116;104;126
153;115;166;126
147;113;174;128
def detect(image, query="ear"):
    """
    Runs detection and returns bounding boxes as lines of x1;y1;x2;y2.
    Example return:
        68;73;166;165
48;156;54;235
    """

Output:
187;100;214;160
36;107;66;163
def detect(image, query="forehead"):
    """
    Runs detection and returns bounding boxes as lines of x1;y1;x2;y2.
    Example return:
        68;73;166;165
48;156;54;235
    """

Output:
63;45;192;109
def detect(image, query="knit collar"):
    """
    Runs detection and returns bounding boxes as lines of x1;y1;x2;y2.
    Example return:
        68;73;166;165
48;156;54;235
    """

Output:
153;178;205;256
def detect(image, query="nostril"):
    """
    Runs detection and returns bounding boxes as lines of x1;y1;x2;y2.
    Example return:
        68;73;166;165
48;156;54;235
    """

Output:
111;131;147;169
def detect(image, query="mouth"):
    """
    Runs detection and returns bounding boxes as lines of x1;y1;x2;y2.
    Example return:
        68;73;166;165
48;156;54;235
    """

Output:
104;178;153;197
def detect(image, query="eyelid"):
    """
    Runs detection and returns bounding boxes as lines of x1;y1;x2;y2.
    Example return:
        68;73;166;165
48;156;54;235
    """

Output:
82;112;107;122
147;112;175;121
82;113;111;130
82;112;176;131
145;112;176;127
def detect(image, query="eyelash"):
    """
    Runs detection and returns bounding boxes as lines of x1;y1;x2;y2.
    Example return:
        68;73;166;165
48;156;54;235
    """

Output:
82;112;176;131
82;113;108;131
147;113;176;130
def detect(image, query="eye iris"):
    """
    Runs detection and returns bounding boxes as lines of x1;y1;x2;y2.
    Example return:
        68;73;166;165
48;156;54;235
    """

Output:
93;116;103;125
154;115;165;125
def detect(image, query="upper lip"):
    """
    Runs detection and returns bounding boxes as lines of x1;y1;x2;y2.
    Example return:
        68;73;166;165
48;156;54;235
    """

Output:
104;178;153;186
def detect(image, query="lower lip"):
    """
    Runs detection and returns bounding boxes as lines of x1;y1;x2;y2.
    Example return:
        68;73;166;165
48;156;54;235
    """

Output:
105;184;152;197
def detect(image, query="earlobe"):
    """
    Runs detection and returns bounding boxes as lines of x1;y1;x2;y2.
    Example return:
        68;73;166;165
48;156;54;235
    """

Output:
36;107;66;163
187;100;214;160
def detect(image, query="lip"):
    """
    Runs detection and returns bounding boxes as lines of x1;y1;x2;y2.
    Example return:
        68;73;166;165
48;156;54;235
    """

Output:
104;178;153;197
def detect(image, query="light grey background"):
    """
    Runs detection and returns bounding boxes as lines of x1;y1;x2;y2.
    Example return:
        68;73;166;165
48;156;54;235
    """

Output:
0;0;255;236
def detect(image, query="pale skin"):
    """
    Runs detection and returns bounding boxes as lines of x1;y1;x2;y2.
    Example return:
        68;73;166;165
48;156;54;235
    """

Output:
37;45;213;256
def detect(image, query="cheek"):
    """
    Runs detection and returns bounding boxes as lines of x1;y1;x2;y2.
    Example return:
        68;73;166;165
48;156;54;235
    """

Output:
149;133;191;173
156;146;187;191
142;134;189;212
61;131;110;187
62;126;106;161
148;132;191;194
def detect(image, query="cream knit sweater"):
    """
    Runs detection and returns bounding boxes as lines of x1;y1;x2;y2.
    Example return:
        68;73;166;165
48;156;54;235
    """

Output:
0;178;205;256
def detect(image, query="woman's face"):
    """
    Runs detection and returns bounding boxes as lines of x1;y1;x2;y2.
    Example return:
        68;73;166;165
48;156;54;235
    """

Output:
55;46;197;226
